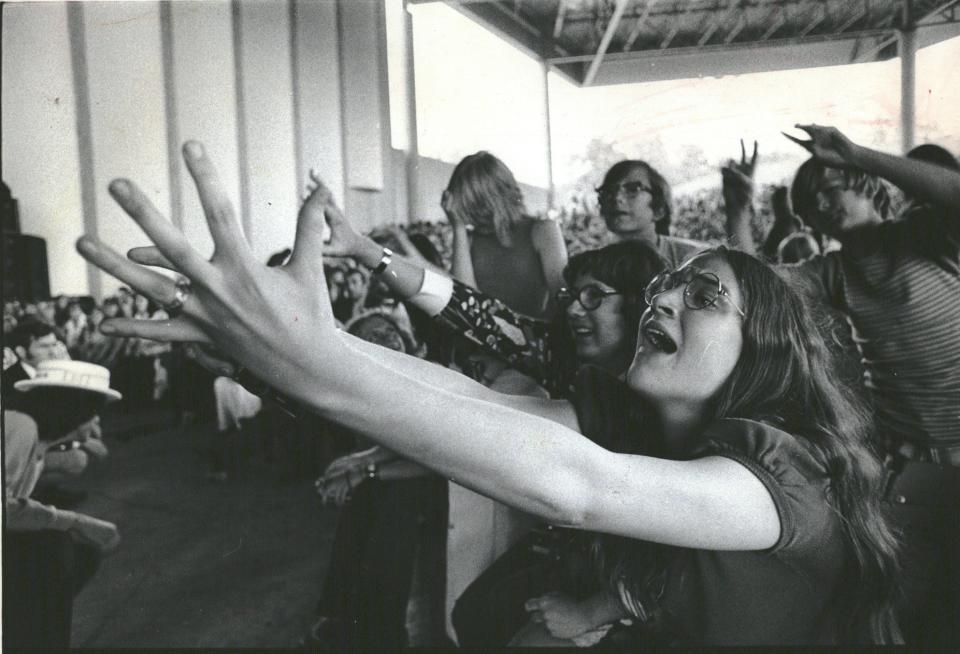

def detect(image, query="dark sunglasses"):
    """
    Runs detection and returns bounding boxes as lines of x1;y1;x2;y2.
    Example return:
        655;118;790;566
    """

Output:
557;284;621;311
644;268;745;318
595;181;654;201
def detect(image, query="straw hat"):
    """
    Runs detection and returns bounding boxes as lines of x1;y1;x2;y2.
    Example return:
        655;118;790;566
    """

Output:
14;359;122;401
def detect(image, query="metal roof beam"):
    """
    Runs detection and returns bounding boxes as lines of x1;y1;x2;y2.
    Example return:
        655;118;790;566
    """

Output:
760;13;787;40
623;0;660;51
724;15;747;44
798;4;827;38
553;0;567;39
698;0;742;47
583;0;631;86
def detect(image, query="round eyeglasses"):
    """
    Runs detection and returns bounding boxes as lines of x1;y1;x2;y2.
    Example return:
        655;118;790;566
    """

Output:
556;284;621;312
595;180;654;202
644;268;745;318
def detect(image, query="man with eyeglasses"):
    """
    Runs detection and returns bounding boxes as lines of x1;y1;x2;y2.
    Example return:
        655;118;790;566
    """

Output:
595;160;705;269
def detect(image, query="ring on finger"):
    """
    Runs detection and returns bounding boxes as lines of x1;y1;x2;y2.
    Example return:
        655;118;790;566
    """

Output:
164;278;192;317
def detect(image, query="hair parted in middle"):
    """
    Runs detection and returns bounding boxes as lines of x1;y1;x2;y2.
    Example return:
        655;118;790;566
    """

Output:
599;160;674;235
445;151;526;247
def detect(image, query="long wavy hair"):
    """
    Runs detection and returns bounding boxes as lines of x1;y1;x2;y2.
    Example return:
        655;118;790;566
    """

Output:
445;151;526;247
599;160;674;235
581;248;900;643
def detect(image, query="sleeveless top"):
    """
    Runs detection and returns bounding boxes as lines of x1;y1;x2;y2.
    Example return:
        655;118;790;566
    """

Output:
470;218;551;319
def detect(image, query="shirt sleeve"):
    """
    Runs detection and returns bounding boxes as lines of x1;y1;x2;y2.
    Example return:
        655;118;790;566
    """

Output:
435;278;566;394
5;496;79;532
693;418;837;558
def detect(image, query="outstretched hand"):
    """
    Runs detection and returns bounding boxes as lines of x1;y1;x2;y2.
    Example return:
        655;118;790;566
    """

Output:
302;171;363;259
783;124;860;169
77;142;338;403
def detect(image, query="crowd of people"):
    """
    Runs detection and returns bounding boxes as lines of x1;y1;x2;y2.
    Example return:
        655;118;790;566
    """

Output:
4;123;959;649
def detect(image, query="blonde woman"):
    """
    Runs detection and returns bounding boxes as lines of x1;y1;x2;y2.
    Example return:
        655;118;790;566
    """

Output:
443;151;567;320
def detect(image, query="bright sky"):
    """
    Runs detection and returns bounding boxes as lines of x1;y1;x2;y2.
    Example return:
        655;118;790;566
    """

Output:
395;2;960;196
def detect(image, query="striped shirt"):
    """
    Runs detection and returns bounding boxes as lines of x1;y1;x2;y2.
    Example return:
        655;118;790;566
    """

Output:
798;205;960;449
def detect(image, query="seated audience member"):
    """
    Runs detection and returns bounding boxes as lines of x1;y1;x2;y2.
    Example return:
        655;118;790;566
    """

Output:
3;360;122;649
597;159;704;268
63;301;89;351
75;305;126;369
4;320;66;405
443;151;567;319
305;309;446;651
728;125;959;646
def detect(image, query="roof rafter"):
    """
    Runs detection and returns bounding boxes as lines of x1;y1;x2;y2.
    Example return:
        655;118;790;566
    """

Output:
623;0;661;51
553;0;567;39
583;0;632;86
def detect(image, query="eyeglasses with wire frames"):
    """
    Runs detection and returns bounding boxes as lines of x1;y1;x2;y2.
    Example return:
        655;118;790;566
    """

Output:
556;284;622;312
644;267;745;318
595;181;654;202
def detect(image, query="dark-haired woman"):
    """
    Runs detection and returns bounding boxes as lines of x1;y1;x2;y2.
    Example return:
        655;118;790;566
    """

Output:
83;141;900;644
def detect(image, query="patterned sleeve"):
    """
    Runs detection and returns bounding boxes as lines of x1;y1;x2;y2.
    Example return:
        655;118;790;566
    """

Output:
435;279;568;395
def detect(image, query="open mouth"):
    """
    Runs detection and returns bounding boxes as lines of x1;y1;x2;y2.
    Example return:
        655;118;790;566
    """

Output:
641;322;677;354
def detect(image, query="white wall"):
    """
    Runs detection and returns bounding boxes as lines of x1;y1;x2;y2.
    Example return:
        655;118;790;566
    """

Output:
2;0;424;299
1;3;87;295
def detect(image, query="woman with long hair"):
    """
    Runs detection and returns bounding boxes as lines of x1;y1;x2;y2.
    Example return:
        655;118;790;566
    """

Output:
83;142;899;644
444;151;567;320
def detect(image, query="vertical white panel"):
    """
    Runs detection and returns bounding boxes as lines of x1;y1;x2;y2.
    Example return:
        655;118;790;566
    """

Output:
83;1;171;297
1;3;88;296
235;0;298;262
168;0;241;260
292;0;345;207
338;0;388;192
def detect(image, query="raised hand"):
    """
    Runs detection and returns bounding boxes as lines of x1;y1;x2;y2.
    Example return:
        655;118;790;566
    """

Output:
783;124;859;169
721;139;758;214
77;141;338;404
441;189;463;226
301;171;361;259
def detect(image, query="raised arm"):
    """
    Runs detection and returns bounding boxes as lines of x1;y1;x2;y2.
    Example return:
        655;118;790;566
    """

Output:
79;141;779;551
532;218;569;316
442;190;478;287
721;139;759;253
786;124;960;211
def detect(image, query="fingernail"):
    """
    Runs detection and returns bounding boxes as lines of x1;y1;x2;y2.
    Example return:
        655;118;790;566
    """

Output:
109;179;130;197
184;142;204;159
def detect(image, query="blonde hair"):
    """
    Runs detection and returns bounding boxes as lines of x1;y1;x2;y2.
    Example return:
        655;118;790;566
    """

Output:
446;151;525;247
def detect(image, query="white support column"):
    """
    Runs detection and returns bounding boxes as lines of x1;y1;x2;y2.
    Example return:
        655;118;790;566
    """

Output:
542;61;555;209
404;0;421;222
899;0;917;152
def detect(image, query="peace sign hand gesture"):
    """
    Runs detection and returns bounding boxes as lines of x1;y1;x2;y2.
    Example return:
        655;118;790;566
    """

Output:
721;139;759;214
783;124;861;169
77;141;339;404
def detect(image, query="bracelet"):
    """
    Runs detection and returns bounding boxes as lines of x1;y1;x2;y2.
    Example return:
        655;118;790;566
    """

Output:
365;462;379;480
372;247;393;275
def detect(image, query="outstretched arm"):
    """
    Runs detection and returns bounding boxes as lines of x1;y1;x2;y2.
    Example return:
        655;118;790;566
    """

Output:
79;141;780;551
785;124;960;211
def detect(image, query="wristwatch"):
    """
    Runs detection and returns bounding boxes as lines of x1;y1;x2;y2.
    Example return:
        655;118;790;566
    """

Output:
365;462;379;480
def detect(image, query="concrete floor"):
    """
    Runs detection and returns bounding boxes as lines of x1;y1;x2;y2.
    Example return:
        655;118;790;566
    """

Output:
69;414;337;648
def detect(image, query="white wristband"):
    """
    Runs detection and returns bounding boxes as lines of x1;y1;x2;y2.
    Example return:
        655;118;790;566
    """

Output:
410;268;454;317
